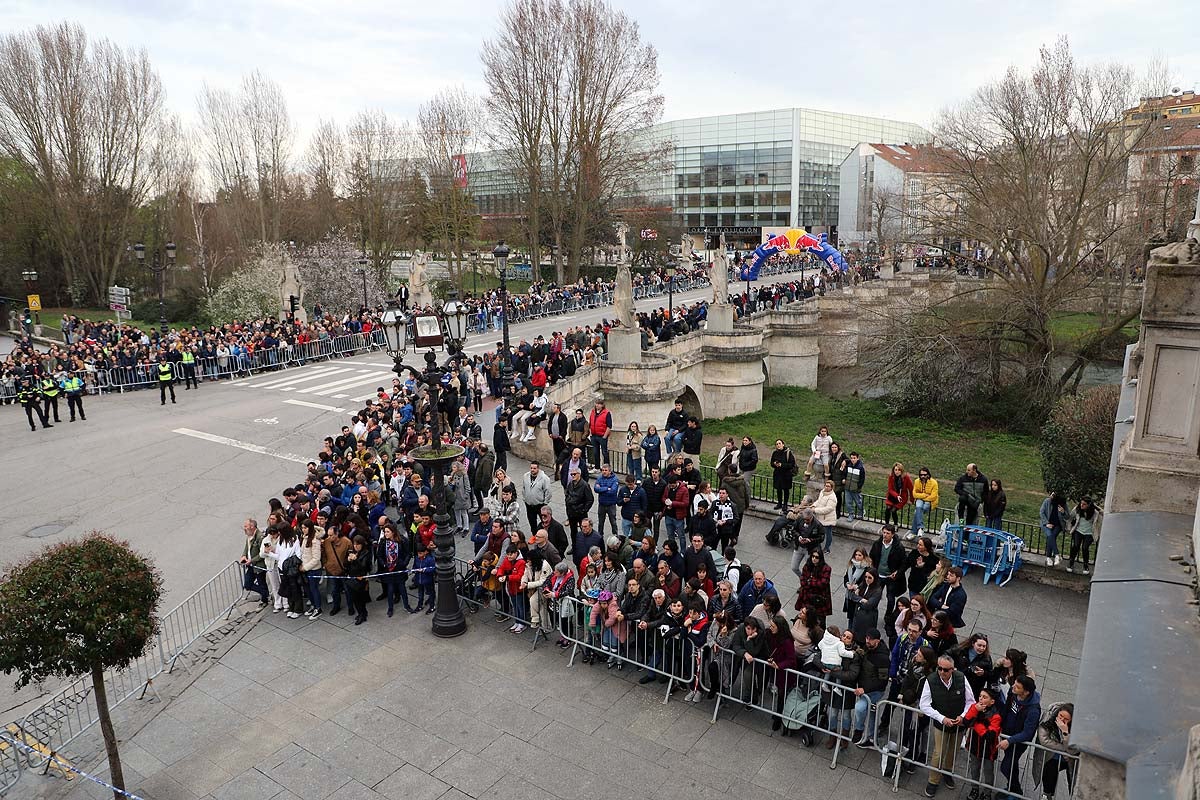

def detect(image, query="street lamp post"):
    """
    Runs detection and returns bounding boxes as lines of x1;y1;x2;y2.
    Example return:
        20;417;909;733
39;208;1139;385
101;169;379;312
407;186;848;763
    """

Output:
492;241;514;412
667;263;676;321
356;257;369;312
378;299;469;638
135;242;175;334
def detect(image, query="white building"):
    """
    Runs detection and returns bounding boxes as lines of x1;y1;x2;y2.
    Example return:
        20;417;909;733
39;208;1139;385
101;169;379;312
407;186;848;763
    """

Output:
838;142;951;251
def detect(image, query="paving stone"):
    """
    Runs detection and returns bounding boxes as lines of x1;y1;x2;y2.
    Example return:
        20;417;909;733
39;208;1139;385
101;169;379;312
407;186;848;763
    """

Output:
262;746;351;800
374;763;449;800
212;768;287;800
430;750;506;798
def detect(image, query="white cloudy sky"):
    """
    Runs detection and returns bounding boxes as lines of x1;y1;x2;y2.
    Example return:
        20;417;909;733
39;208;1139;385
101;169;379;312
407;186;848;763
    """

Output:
3;0;1196;141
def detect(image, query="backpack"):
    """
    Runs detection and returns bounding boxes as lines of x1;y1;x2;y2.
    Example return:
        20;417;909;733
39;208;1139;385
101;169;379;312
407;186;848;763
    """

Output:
727;562;753;590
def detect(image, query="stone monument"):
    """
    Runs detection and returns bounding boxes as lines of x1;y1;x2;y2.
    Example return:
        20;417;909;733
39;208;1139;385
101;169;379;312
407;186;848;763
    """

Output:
707;233;735;332
409;250;433;310
278;261;307;324
607;264;641;363
681;234;694;264
1112;237;1200;516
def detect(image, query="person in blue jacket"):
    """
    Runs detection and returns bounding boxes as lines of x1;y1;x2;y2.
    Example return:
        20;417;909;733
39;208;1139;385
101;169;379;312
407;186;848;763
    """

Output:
737;570;776;617
997;675;1041;799
412;543;437;613
594;463;621;539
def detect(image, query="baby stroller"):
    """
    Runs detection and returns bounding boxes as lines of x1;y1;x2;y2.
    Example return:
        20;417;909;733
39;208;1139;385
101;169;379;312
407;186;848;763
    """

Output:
780;647;825;746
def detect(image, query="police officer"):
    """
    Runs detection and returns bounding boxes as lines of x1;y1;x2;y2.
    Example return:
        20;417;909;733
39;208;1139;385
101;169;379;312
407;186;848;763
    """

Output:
40;372;62;423
158;360;176;405
19;378;51;431
62;370;87;422
181;346;199;390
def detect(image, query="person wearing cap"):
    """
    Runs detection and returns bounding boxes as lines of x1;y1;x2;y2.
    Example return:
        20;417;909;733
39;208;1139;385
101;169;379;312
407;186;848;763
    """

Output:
851;628;891;749
61;370;86;422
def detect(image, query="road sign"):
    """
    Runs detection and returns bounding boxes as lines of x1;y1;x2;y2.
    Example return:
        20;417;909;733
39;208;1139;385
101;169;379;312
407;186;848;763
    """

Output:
109;302;128;312
26;294;41;311
108;286;130;302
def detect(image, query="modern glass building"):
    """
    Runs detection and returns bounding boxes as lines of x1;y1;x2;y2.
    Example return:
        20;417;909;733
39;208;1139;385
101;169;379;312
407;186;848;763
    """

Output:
470;107;931;249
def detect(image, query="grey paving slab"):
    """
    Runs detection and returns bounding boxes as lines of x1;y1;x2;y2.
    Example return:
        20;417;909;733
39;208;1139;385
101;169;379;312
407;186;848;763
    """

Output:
211;768;286;800
373;763;450;800
261;744;351;800
430;750;506;798
321;780;388;800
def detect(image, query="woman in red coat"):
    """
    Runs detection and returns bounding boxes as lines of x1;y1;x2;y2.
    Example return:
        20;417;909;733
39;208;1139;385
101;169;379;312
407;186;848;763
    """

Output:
795;549;833;627
883;461;914;528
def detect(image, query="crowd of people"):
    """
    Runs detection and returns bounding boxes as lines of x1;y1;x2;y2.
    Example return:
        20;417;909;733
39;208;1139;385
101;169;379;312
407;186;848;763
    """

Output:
232;353;1079;798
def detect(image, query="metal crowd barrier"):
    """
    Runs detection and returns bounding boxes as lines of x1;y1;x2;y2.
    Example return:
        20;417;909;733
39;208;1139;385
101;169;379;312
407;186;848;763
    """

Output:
707;645;869;768
7;562;250;779
452;556;569;652
873;698;1079;798
558;595;698;703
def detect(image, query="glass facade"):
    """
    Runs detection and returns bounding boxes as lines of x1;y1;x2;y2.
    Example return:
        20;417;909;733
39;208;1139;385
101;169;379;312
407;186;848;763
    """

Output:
469;107;931;244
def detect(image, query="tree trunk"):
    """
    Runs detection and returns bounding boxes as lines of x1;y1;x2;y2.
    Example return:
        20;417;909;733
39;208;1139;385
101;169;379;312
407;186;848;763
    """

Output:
91;662;125;800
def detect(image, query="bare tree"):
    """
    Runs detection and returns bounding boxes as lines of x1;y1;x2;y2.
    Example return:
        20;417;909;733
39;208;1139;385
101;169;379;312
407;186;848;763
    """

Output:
482;0;665;284
417;88;482;293
346;110;416;281
0;22;164;305
895;38;1152;417
196;70;294;248
303;118;344;241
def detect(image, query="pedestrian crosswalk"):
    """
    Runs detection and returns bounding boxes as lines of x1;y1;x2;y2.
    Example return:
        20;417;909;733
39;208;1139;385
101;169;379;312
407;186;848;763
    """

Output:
228;363;397;403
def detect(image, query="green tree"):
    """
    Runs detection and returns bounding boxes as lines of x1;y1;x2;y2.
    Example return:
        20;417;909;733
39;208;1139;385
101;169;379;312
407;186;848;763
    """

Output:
1039;384;1120;503
0;534;162;800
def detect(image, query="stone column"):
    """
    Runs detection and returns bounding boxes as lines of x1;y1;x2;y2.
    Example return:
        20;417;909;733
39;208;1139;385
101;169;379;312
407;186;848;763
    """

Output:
1112;240;1200;516
699;328;767;418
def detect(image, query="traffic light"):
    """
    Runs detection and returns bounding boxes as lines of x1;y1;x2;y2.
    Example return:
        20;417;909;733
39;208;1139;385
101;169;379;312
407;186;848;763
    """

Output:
288;295;299;314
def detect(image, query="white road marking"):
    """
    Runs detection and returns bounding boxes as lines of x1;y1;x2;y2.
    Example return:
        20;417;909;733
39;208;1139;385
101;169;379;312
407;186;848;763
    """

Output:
332;394;349;399
253;417;280;425
239;366;350;390
283;399;346;413
299;370;395;396
173;428;309;464
229;365;341;387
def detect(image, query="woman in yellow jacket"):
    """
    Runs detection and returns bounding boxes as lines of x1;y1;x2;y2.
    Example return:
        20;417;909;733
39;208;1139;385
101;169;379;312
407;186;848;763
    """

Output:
908;467;939;540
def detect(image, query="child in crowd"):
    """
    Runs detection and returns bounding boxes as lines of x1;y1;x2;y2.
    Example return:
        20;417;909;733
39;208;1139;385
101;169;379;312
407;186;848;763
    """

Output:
412;543;436;614
818;624;856;668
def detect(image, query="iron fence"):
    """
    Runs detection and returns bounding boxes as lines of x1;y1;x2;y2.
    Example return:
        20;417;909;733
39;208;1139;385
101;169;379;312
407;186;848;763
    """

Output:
601;449;1046;556
3;561;251;789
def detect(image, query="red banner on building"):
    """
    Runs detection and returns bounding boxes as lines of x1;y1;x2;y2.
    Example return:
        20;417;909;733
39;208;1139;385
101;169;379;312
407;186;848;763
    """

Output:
452;154;468;189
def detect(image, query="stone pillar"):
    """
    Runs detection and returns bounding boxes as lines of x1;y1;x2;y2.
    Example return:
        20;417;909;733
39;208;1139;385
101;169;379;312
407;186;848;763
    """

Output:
707;303;735;333
1112;242;1200;515
817;293;860;368
761;307;820;388
598;352;683;435
606;328;642;364
700;328;767;418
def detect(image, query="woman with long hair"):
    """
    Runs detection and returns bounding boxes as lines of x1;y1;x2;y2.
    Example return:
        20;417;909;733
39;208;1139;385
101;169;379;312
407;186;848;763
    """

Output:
847;569;883;643
983;478;1007;529
906;537;938;596
1067;495;1101;575
925;610;958;657
796;549;833;628
640;425;662;474
345;534;373;625
842;547;870;625
625;421;643;481
298;519;325;619
883;462;914;528
770;439;797;511
895;594;930;640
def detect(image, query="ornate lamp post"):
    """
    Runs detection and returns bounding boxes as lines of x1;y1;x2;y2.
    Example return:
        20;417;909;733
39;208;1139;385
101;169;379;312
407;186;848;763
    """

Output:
492;241;514;411
135;241;175;334
378;299;468;638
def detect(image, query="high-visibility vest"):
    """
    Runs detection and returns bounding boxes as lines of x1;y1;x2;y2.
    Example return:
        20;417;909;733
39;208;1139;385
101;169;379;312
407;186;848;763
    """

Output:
182;351;195;366
158;363;173;382
62;377;84;395
40;378;59;398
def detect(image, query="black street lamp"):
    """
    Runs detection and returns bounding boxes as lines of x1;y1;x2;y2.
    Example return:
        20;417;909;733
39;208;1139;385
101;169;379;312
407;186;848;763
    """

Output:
667;263;676;321
492;240;514;411
356;257;369;312
135;242;175;334
378;299;469;638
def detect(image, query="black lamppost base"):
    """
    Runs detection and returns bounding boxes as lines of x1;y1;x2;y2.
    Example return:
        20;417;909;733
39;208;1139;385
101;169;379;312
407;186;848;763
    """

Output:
409;442;468;639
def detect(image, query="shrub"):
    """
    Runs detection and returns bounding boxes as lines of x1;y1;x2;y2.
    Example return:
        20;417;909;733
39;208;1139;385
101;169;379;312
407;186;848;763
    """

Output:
1039;385;1120;503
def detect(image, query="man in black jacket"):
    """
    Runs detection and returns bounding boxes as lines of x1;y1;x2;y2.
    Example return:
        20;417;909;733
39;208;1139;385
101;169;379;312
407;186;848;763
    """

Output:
545;403;569;463
869;524;908;611
492;416;512;470
852;629;891;748
538;507;569;556
665;400;688;455
682;529;716;580
564;469;595;540
641;466;668;538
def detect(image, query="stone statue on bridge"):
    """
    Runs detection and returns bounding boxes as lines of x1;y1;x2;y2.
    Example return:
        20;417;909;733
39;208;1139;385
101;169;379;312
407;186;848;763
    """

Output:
614;264;635;329
710;233;729;305
409;250;433;310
